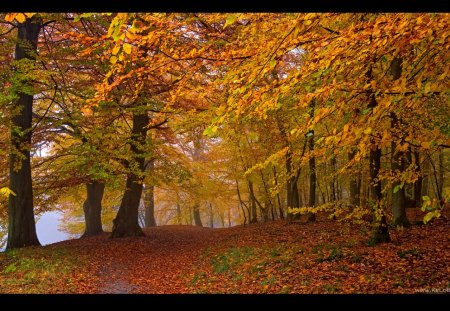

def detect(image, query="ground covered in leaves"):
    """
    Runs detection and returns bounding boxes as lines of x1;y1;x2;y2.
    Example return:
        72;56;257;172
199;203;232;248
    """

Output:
0;209;449;294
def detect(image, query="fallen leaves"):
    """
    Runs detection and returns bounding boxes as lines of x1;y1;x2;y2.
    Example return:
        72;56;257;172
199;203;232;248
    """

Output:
0;208;449;293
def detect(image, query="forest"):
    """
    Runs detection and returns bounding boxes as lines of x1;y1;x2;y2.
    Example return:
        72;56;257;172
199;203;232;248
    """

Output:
0;13;449;294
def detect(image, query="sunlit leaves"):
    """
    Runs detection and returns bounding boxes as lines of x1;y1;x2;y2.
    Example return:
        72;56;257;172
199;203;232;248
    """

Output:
5;13;36;23
0;187;16;198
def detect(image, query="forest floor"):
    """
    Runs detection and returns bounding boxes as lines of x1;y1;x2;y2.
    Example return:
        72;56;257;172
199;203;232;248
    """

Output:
0;209;449;294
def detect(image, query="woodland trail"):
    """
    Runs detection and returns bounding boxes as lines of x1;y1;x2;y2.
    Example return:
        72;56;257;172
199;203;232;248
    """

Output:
1;210;449;293
80;226;220;293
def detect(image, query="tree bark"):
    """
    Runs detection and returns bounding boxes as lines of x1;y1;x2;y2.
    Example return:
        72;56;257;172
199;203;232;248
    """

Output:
307;100;317;222
329;156;337;202
208;202;214;228
348;151;361;207
413;151;423;208
144;160;156;227
438;150;444;198
368;95;391;244
111;111;148;238
390;57;410;227
248;180;258;223
391;114;410;227
176;203;182;225
82;181;105;237
7;17;42;249
193;204;203;227
273;167;284;219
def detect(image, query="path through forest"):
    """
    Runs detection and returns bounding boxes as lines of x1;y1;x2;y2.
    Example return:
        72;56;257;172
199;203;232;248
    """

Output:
1;211;449;294
91;226;219;293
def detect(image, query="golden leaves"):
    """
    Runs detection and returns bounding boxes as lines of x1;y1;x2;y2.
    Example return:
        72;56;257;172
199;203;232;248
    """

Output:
5;13;36;23
122;43;132;55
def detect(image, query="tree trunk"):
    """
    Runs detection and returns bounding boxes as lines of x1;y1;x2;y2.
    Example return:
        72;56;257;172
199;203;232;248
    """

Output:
307;100;317;222
144;160;156;227
7;17;42;249
368;95;391;244
111;111;148;238
438;150;444;198
348;151;361;207
272;167;284;219
236;179;248;225
413;151;422;208
176;203;182;225
248;180;258;223
82;181;105;237
329;156;337;202
193;204;203;227
209;202;214;228
389;57;410;227
144;184;156;227
391;114;410;227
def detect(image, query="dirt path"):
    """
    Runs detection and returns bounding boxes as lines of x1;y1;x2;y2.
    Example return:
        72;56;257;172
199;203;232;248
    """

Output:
1;212;449;294
87;226;219;293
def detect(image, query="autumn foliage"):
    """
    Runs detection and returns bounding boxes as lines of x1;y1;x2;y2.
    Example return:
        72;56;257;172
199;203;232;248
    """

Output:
0;12;449;293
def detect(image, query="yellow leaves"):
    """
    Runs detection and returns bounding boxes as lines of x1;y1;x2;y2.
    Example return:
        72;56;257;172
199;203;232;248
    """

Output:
110;56;118;64
303;13;317;25
416;77;422;90
15;14;26;23
81;106;93;116
396;143;409;153
421;141;431;150
363;128;372;135
342;124;349;134
112;45;121;56
123;43;132;55
0;187;16;198
224;14;242;29
424;82;432;94
5;13;35;23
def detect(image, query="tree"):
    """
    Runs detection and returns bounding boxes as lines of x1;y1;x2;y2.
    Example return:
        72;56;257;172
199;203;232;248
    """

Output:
111;108;149;238
7;14;42;249
144;159;156;227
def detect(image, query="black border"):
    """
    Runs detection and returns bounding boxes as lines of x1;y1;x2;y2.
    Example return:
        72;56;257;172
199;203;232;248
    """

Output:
0;293;444;308
1;0;449;12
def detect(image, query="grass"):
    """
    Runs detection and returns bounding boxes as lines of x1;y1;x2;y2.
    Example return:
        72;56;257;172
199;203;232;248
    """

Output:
210;246;254;274
0;246;86;293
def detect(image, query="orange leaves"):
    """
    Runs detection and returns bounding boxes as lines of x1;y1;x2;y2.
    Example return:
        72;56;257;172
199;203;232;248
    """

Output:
5;13;36;23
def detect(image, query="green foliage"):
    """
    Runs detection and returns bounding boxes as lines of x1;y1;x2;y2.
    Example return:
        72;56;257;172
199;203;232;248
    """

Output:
211;247;254;274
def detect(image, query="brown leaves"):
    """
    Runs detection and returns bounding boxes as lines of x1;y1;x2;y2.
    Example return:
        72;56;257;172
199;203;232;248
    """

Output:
1;208;449;293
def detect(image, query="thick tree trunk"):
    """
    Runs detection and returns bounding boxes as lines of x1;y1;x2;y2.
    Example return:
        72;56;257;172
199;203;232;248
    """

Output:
7;18;42;249
82;181;105;237
348;151;361;207
111;111;149;238
193;204;203;227
368;95;391;244
389;57;409;227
